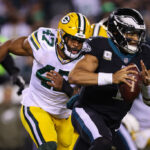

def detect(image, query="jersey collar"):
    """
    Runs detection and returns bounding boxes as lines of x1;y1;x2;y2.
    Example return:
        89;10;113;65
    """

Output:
108;38;136;63
56;47;71;64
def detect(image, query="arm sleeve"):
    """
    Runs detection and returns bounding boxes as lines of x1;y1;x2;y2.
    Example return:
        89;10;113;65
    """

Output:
1;54;19;75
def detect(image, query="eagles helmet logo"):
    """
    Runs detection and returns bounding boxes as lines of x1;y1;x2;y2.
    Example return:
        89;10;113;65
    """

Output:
82;42;92;52
61;16;70;24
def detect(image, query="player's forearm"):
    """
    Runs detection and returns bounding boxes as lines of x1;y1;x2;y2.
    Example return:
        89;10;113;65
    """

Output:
8;37;30;56
0;37;31;62
0;40;11;62
1;54;19;75
69;70;98;85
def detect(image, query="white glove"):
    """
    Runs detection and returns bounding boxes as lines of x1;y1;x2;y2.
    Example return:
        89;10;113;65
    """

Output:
134;129;150;149
122;113;140;133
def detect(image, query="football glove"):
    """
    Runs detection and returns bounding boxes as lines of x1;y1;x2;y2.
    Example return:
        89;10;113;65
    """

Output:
122;113;140;133
11;74;25;95
134;129;150;149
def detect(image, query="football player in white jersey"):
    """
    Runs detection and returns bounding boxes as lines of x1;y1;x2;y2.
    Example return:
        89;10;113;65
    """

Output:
0;12;91;150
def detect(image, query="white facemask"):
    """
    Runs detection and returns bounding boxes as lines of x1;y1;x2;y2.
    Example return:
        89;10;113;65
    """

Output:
124;44;139;54
63;44;82;59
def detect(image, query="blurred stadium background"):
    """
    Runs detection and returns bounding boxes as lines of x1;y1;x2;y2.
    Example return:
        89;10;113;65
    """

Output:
0;0;150;150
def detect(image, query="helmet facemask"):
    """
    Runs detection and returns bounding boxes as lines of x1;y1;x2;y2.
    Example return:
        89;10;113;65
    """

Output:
107;8;146;54
123;30;145;54
63;34;85;59
58;30;85;59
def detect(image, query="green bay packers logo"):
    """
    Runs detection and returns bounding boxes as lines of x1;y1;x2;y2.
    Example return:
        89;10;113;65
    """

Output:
61;15;70;24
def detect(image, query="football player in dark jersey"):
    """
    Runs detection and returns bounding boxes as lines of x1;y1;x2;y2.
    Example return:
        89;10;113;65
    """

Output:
68;8;150;150
1;54;25;95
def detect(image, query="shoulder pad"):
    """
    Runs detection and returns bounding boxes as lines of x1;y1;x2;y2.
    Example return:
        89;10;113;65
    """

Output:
28;27;57;51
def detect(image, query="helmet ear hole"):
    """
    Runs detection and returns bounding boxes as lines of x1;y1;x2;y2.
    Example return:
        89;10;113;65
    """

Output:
107;8;146;54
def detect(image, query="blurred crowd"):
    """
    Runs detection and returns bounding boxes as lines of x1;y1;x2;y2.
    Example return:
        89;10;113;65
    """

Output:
0;0;150;150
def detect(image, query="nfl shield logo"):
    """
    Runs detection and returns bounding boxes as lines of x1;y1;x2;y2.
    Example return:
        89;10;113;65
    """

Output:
124;58;129;64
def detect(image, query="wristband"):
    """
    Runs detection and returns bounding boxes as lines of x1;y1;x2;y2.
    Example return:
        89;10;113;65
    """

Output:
142;84;150;105
62;79;74;97
98;73;113;86
67;94;79;109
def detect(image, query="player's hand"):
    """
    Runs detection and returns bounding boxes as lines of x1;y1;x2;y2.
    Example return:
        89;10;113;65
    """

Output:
11;74;25;95
113;64;138;87
140;60;150;85
46;70;63;91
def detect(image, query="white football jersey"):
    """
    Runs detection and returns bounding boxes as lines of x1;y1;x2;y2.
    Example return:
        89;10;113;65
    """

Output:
21;27;81;118
129;93;150;130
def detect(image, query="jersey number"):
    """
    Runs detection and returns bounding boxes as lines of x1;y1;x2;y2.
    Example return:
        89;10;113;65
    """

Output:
42;30;54;47
36;65;69;90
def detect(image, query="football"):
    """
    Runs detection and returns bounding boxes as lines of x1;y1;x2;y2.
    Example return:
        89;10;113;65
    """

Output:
119;64;142;103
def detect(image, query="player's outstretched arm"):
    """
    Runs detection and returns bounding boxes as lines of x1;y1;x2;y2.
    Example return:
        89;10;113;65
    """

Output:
0;36;33;62
69;54;137;87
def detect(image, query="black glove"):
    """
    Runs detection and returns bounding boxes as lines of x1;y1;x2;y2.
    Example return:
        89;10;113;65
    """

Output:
11;73;25;95
1;54;25;95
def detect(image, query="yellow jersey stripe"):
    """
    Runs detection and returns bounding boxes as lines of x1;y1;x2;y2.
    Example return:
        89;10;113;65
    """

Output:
31;32;40;49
